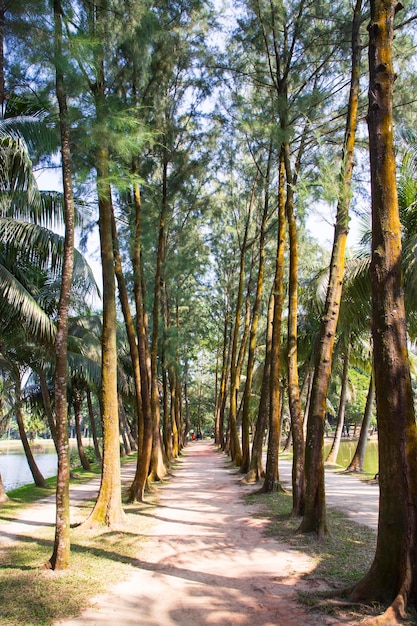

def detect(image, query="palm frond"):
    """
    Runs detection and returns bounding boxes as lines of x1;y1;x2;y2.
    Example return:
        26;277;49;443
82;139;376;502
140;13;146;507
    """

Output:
0;263;56;344
0;218;99;299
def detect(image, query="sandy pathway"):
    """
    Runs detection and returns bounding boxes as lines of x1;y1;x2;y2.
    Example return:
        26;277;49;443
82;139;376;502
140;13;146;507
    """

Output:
55;441;337;626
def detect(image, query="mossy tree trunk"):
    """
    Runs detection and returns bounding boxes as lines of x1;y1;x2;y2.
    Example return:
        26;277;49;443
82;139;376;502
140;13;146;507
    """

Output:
345;2;417;621
228;183;255;466
128;183;153;502
284;142;304;516
245;290;274;483
149;156;168;482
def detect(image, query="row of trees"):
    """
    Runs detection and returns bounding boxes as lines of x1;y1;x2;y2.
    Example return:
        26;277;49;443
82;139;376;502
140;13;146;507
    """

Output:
1;0;417;621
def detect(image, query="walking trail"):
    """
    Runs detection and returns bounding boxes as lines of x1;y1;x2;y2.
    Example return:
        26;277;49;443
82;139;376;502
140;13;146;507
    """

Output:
2;441;379;626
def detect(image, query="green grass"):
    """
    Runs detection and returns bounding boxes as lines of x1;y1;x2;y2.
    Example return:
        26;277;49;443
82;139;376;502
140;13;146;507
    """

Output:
245;489;417;624
0;454;159;626
0;503;155;625
245;489;376;587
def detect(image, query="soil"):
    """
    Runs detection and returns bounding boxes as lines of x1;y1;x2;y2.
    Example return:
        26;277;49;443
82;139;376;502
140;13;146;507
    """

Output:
54;441;350;626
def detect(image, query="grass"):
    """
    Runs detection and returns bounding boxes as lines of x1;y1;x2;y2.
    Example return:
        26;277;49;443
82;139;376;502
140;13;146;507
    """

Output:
245;489;376;587
0;454;160;626
245;488;417;624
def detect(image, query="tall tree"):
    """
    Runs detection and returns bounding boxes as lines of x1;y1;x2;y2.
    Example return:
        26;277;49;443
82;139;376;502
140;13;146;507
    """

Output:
299;0;364;536
81;0;125;528
343;1;417;621
240;145;271;474
46;0;75;569
260;149;286;493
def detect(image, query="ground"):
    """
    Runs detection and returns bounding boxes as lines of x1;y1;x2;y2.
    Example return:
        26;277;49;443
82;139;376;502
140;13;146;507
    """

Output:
0;440;398;625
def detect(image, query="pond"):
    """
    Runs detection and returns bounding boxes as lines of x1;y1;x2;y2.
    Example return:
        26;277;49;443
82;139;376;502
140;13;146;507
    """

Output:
0;449;58;492
324;438;378;475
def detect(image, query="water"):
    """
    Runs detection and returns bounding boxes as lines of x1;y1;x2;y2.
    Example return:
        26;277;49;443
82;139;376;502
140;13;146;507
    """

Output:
0;439;378;493
0;450;57;492
324;439;379;475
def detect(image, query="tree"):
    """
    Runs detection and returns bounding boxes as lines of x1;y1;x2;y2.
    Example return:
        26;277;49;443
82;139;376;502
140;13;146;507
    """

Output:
346;371;375;473
299;0;364;536
46;0;76;570
325;340;350;465
342;1;417;621
80;0;125;528
260;149;286;493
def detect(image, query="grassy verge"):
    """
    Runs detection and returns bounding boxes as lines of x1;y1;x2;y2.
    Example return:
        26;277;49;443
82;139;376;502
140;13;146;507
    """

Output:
244;489;404;624
0;454;160;626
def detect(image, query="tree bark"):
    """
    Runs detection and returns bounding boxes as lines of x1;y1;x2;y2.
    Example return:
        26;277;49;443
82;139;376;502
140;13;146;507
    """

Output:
110;202;143;456
128;183;153;502
149;156;168;481
244;291;274;483
228;180;256;465
284;143;305;516
214;302;230;448
38;369;57;448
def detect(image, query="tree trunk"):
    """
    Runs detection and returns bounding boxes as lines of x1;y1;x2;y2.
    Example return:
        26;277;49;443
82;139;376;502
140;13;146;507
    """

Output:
73;391;91;471
299;0;362;536
47;0;74;569
0;472;7;502
346;372;374;473
38;370;57;448
245;291;274;482
128;183;153;502
228;180;256;465
86;389;101;464
215;302;230;448
118;396;132;456
285;143;305;516
260;149;286;493
326;343;350;465
345;3;417;620
84;13;125;526
15;385;49;489
149;157;168;482
240;148;270;474
161;282;174;462
110;202;143;455
183;360;191;446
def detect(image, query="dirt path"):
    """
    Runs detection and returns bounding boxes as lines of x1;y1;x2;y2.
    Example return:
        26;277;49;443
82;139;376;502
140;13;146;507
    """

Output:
54;441;341;626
